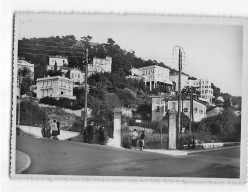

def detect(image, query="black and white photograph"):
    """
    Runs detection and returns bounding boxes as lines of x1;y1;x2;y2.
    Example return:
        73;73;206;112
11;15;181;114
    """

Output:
10;13;247;182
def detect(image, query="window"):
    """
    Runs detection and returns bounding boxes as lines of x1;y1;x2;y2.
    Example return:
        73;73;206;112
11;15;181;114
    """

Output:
156;106;160;112
72;73;74;78
172;102;176;109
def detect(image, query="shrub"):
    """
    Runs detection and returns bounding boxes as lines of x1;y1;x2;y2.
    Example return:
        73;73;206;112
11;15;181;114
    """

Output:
69;120;83;132
194;108;241;143
18;100;47;127
39;97;83;110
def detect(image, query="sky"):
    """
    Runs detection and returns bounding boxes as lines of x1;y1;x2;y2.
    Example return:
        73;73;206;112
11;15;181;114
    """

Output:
17;15;243;96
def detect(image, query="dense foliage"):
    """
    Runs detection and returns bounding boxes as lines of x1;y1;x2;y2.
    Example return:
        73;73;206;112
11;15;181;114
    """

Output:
18;100;46;126
39;97;83;110
194;108;241;142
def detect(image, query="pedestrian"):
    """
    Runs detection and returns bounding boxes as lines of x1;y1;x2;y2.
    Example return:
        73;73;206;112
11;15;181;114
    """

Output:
131;129;138;149
51;119;58;140
98;126;105;145
87;122;94;143
139;130;145;151
83;127;88;143
57;120;60;139
42;119;51;138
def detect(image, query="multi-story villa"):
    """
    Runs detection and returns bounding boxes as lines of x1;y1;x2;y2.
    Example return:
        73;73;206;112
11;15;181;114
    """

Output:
170;72;189;92
139;65;173;91
36;75;75;99
17;59;35;80
47;55;69;71
88;56;112;76
167;97;207;122
186;78;214;103
62;67;85;85
126;67;143;80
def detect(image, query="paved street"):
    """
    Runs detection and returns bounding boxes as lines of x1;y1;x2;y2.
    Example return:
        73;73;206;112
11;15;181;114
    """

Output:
16;136;240;178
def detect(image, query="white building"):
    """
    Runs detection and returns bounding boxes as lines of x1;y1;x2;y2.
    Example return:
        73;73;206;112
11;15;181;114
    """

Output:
126;67;143;80
47;55;69;71
36;75;75;99
168;97;207;122
90;56;112;74
63;68;85;85
139;65;173;91
151;95;167;121
88;64;105;76
186;79;214;103
17;59;35;79
170;72;189;92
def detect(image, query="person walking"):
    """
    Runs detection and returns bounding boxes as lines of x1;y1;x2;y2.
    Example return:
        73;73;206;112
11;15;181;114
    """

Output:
131;129;138;149
42;119;51;138
51;119;58;140
139;130;145;151
56;120;60;140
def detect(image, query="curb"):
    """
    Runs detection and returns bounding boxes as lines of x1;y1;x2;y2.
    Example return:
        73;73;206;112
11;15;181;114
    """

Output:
187;145;240;155
16;150;31;174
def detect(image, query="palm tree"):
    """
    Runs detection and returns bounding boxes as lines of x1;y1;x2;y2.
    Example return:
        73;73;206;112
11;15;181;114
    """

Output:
18;66;31;78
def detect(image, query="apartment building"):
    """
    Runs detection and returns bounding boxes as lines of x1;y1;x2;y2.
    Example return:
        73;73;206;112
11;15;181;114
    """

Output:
36;75;75;99
139;65;173;91
186;79;214;103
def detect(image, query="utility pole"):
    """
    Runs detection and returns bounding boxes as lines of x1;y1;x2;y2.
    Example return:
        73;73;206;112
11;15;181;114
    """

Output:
178;48;182;138
84;47;88;128
160;96;162;149
189;86;194;148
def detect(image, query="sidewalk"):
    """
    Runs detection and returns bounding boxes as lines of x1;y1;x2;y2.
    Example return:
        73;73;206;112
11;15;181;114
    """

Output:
16;150;31;174
144;145;240;156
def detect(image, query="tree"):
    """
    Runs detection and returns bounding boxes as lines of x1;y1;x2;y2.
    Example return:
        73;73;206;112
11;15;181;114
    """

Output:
107;38;115;45
18;67;33;95
54;60;57;71
18;66;31;78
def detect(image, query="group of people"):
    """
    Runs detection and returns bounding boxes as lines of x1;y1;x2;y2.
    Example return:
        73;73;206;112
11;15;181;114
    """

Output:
83;123;106;145
41;119;60;140
131;129;145;151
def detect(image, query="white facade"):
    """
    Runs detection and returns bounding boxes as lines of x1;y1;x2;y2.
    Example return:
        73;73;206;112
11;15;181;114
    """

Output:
92;56;112;73
170;73;189;92
68;69;85;84
88;64;105;76
47;55;68;71
126;67;143;80
62;68;85;85
17;59;35;79
151;95;167;121
186;79;214;103
139;65;173;90
168;98;207;122
36;76;75;99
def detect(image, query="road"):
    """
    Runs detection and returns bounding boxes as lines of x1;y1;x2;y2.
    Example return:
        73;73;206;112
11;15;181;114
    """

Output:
16;136;240;178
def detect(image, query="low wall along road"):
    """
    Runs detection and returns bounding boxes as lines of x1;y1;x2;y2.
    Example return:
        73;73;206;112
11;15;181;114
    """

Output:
18;125;80;140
